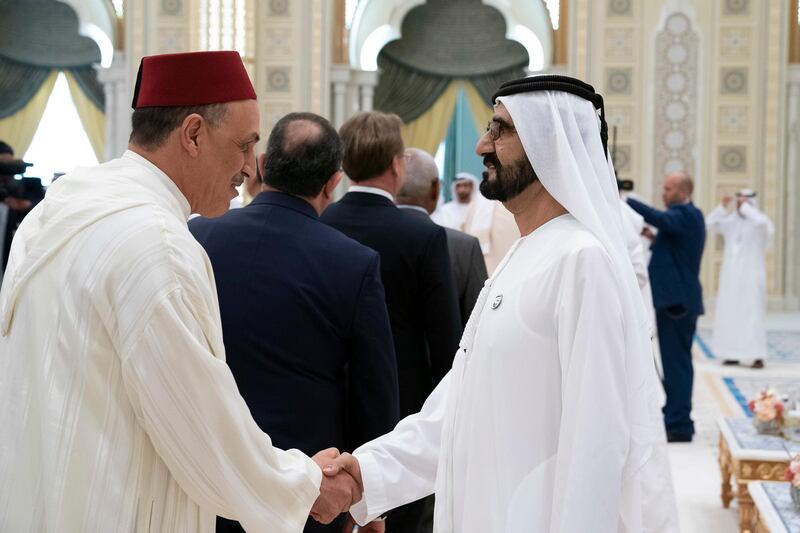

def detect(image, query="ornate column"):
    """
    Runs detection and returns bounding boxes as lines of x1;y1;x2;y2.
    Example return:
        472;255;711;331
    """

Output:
330;64;351;128
784;66;800;310
353;69;378;112
96;52;130;161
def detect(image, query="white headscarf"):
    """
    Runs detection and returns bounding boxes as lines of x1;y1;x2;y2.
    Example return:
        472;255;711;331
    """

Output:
450;172;479;202
498;88;673;530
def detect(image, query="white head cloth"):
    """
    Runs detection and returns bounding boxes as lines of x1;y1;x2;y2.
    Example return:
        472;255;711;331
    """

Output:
737;187;757;207
450;171;479;201
498;88;670;528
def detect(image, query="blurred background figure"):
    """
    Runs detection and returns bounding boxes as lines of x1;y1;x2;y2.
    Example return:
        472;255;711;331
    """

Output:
0;141;43;279
398;148;488;327
627;171;705;443
433;171;477;229
460;192;519;275
706;189;774;369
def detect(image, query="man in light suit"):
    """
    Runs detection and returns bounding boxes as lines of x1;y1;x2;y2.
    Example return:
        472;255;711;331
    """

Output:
397;148;488;327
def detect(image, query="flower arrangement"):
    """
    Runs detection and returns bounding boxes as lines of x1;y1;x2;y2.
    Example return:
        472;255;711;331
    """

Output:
749;388;784;435
785;455;800;508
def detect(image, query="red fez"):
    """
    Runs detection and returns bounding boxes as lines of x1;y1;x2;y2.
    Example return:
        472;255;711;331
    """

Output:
132;51;256;109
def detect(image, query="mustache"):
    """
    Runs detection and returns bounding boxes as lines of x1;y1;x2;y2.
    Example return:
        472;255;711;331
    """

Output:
232;173;245;186
483;155;501;169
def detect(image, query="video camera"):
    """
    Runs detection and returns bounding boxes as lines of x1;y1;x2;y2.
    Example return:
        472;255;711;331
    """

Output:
0;159;34;202
0;159;32;177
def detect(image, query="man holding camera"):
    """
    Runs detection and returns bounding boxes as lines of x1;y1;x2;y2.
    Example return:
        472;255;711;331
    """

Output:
0;141;43;277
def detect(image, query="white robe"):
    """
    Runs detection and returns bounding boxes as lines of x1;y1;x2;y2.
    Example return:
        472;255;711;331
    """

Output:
435;200;471;230
706;202;774;360
350;214;677;532
0;151;321;532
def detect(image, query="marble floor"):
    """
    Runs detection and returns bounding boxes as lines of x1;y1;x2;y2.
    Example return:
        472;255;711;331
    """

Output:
672;314;800;532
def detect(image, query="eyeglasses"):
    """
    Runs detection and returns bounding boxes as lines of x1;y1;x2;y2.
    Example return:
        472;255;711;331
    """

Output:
486;120;516;142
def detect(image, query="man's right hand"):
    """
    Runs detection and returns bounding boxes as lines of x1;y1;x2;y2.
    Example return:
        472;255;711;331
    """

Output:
310;449;363;524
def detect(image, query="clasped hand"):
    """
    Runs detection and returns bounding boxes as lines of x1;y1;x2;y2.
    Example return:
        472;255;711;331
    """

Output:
309;448;363;524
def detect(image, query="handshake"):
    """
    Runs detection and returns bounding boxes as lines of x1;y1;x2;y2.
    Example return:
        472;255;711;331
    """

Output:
310;448;381;532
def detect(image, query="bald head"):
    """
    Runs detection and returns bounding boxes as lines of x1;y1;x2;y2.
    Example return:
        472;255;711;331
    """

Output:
397;147;440;213
263;112;342;198
662;170;693;207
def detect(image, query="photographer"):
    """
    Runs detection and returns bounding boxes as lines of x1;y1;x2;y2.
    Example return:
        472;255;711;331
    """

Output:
0;141;44;276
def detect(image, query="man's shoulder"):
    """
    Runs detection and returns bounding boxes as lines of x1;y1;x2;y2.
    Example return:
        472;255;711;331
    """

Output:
444;226;480;248
315;220;380;262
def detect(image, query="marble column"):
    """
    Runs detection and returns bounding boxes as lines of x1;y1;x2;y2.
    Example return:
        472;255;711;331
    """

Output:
96;52;130;162
784;67;800;310
330;64;351;129
353;69;378;112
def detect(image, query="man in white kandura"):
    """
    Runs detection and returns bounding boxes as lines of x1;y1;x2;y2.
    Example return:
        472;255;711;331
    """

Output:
707;188;775;368
0;51;360;532
434;172;478;229
324;75;678;532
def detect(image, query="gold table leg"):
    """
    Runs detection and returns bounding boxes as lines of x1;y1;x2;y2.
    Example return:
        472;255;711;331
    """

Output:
738;482;754;533
720;434;734;508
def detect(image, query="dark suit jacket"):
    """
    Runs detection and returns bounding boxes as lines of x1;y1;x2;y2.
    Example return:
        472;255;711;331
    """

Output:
1;176;44;271
627;198;706;316
189;191;399;532
322;192;462;416
399;206;488;326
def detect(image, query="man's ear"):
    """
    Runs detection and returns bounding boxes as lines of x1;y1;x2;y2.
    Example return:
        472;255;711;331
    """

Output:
391;153;405;178
324;170;343;199
257;153;266;179
180;113;205;157
431;178;440;203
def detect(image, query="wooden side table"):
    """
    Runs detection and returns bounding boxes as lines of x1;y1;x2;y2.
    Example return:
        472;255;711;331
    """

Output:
718;417;797;533
748;481;800;533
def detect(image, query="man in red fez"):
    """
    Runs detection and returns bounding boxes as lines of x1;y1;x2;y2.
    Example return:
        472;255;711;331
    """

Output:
0;51;360;532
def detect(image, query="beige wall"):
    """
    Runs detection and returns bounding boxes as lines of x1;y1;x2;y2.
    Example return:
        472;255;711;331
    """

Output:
569;0;793;311
124;0;332;155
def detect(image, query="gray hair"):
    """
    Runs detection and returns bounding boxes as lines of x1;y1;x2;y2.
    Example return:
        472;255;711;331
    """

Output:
399;147;439;200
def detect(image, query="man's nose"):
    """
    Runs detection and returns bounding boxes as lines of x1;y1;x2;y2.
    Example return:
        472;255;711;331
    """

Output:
475;131;494;156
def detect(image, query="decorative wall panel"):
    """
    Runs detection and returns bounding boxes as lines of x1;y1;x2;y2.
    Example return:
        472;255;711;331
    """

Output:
653;12;698;185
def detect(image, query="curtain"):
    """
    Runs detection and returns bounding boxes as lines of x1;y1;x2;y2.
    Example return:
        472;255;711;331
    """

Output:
0;70;58;154
400;82;460;156
374;55;451;124
468;66;528;106
66;71;104;161
463;82;493;136
0;55;53;118
443;85;486;198
67;66;105;110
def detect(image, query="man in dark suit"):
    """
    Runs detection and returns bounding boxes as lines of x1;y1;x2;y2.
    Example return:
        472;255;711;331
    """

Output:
0;141;44;276
627;171;705;443
189;112;399;533
321;112;462;532
397;148;488;327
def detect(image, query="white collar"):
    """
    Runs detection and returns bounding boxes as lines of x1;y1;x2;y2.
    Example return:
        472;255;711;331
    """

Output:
349;185;394;203
397;204;429;215
123;150;192;219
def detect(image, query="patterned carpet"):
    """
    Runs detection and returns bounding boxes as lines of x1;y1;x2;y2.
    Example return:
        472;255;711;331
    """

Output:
696;328;800;363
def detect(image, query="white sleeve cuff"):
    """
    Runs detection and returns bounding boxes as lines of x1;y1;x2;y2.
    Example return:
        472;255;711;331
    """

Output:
349;451;389;525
